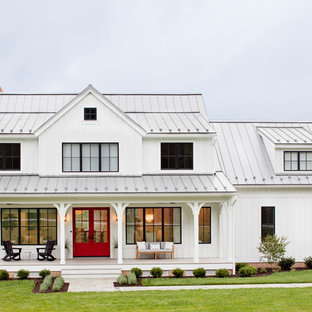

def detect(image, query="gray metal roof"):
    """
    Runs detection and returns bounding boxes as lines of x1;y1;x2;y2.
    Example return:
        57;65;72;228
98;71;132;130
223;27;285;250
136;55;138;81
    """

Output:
0;93;212;134
0;172;235;194
257;127;312;144
212;122;312;186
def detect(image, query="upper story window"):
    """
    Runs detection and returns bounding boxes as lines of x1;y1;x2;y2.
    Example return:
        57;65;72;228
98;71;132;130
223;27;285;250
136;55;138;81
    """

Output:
84;107;97;120
62;143;118;172
161;143;193;170
0;143;20;171
284;151;312;171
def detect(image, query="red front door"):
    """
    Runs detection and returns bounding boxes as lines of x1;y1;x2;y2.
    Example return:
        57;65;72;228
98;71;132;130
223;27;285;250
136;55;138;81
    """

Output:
73;208;110;257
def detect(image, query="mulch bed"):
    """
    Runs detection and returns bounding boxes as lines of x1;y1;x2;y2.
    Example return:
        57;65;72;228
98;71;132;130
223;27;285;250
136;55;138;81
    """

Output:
32;278;69;293
114;279;143;287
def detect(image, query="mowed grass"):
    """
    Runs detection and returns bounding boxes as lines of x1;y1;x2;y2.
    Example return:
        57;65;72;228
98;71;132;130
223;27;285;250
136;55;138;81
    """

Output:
142;270;312;286
1;280;312;311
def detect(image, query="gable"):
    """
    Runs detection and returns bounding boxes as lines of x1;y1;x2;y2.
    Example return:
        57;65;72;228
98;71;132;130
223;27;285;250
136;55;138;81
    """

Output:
34;85;146;137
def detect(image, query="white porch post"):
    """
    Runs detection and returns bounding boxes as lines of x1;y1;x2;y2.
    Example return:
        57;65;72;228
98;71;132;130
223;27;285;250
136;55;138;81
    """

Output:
112;203;129;264
187;202;205;263
54;203;71;265
227;197;237;274
219;202;228;260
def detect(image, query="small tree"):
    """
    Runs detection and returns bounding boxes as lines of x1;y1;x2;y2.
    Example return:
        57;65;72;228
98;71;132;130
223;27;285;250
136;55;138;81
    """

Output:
258;235;289;263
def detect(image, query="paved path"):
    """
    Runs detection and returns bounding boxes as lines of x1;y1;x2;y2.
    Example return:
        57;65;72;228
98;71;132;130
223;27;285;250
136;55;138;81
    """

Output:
67;279;312;292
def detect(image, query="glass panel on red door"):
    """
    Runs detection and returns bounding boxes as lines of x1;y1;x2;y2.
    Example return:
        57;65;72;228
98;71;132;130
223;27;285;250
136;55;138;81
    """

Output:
94;209;108;243
75;210;89;243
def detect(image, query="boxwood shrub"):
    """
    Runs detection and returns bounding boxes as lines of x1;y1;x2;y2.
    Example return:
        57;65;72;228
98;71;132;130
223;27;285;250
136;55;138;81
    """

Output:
172;268;184;278
193;268;206;278
17;269;29;280
150;267;163;278
130;267;143;278
216;269;230;278
238;265;257;277
39;269;51;278
0;270;9;280
235;263;248;273
304;256;312;269
278;257;295;271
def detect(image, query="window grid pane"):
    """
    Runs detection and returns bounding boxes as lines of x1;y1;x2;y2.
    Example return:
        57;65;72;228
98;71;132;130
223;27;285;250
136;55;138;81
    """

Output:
126;207;181;244
63;143;118;172
261;206;275;239
0;144;20;171
161;143;193;170
1;208;57;245
284;151;312;171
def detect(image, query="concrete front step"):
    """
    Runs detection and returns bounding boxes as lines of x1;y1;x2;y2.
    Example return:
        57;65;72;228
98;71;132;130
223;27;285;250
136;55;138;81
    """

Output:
62;268;121;279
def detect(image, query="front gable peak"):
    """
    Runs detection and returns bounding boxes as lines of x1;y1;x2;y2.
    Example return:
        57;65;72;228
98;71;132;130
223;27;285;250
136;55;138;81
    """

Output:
34;85;146;136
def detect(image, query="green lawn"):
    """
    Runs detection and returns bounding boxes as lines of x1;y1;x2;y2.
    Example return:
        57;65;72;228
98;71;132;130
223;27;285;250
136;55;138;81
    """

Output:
142;270;312;286
1;280;312;311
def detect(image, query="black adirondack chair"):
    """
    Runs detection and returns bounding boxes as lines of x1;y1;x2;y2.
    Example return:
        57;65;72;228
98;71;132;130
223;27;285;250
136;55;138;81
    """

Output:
2;241;22;261
36;240;56;261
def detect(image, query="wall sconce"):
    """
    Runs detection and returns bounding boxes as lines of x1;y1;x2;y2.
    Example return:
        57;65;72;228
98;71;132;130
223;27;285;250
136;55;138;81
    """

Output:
115;214;118;222
64;215;68;223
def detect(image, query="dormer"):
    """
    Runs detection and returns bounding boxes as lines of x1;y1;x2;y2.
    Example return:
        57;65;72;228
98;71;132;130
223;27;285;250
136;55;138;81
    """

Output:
258;126;312;174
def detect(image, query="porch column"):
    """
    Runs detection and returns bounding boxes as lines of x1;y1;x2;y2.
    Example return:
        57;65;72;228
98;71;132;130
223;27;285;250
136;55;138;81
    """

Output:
54;203;71;265
187;202;205;263
227;197;237;273
111;203;129;264
219;202;228;260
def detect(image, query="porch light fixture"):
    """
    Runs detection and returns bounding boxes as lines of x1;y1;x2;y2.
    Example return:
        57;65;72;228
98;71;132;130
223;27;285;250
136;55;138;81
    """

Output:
64;215;68;223
145;214;154;223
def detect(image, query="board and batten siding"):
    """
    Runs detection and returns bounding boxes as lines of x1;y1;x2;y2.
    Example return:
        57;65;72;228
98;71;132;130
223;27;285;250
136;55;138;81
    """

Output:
38;93;143;176
235;187;312;262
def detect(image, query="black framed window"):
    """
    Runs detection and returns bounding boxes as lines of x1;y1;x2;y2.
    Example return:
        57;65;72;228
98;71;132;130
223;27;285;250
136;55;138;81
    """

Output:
261;206;275;239
284;151;312;171
126;207;181;244
0;143;20;170
62;143;119;172
199;207;211;244
161;143;193;170
1;208;57;245
84;107;97;120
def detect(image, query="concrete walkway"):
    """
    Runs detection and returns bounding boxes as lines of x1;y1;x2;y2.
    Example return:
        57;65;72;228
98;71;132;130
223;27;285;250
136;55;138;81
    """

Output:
67;279;312;292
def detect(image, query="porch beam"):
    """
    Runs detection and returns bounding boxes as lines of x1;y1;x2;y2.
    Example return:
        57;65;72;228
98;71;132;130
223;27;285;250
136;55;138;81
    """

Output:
111;203;129;264
54;203;71;265
187;202;205;263
227;197;237;274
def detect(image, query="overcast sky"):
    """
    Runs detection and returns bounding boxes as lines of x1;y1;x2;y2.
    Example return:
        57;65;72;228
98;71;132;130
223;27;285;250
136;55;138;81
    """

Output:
1;1;312;121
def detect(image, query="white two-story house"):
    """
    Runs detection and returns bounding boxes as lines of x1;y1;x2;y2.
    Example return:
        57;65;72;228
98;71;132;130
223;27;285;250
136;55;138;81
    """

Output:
1;85;312;275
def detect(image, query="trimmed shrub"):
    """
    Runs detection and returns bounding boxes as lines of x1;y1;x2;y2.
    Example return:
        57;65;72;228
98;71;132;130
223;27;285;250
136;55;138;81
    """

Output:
172;268;184;278
260;267;267;274
150;267;163;278
0;270;9;280
238;265;257;277
17;269;29;280
258;235;289;263
216;269;230;278
273;267;281;273
40;274;52;293
235;263;248;273
39;269;51;278
117;274;128;285
193;268;206;278
127;272;137;285
52;276;65;291
304;256;312;269
130;267;143;278
278;257;295;271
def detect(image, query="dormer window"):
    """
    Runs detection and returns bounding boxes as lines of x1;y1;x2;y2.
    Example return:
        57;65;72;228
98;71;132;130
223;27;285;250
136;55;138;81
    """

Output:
284;151;312;171
84;107;97;121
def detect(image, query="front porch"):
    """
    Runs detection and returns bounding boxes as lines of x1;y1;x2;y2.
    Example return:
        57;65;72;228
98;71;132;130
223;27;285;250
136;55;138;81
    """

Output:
0;257;234;278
